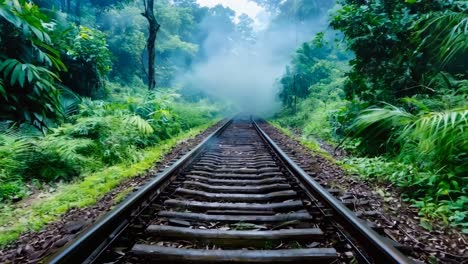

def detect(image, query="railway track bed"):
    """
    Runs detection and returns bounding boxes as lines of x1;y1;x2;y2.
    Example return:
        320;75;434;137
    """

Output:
48;116;418;263
258;123;468;264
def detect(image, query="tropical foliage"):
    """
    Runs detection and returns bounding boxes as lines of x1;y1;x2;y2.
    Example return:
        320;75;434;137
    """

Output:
0;0;466;245
60;25;112;97
330;0;466;103
276;0;467;227
0;0;66;129
0;0;234;202
0;88;222;201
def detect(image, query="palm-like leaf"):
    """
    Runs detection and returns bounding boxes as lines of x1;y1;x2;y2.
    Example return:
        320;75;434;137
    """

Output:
0;1;66;129
351;103;468;173
59;87;82;118
349;104;416;137
415;9;468;66
402;108;468;167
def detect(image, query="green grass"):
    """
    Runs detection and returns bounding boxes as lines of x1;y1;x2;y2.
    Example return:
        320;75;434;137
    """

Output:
269;121;334;161
0;122;215;246
112;186;135;204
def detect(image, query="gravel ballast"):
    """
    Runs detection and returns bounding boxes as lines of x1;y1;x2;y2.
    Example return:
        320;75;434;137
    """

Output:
259;121;467;264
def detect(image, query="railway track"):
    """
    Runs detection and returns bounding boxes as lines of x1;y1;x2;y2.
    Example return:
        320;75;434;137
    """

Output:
48;117;414;264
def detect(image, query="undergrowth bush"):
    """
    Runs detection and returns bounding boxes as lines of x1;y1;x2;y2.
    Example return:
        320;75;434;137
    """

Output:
322;89;467;228
0;89;222;202
172;100;224;130
0;131;31;201
276;99;345;141
273;0;467;230
342;156;467;229
25;134;96;182
275;63;467;228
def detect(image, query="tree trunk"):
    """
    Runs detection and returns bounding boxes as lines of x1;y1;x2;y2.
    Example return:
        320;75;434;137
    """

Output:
75;0;81;24
60;0;66;11
142;0;160;90
66;0;71;13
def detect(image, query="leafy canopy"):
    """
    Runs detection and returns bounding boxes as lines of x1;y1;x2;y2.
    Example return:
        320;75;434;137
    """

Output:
0;0;66;129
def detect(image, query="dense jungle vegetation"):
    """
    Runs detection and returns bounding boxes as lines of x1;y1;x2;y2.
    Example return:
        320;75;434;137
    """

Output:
275;0;467;230
0;0;466;246
0;0;236;200
0;0;243;244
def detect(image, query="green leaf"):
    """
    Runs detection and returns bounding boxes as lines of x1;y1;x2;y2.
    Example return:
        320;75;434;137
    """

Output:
26;67;34;82
0;6;21;27
30;26;44;41
10;63;22;86
2;60;18;78
0;81;6;98
419;219;433;231
18;66;26;87
124;115;154;134
0;60;12;72
451;180;460;191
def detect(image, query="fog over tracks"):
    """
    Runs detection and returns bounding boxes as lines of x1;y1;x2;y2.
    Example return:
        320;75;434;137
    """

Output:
176;2;329;115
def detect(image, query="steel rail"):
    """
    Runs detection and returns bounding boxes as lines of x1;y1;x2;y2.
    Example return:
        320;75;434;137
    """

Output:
47;119;233;264
47;117;414;264
252;119;414;264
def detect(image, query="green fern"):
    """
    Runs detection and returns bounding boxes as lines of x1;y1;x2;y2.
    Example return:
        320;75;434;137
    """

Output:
0;129;32;181
0;127;34;201
24;131;96;182
124;115;154;134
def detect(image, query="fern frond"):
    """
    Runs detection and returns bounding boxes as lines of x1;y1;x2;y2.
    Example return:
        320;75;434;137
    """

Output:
0;128;34;178
59;86;82;118
38;135;94;162
124;115;154;135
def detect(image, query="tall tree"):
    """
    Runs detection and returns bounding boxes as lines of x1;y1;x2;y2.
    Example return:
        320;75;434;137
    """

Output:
142;0;160;90
199;5;235;56
330;0;458;103
236;13;255;44
251;0;282;14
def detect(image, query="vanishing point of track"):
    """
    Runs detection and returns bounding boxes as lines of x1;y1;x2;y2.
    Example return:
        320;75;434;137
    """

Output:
48;116;414;264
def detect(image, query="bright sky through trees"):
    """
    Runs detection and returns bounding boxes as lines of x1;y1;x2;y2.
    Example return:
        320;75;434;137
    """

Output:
197;0;266;28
